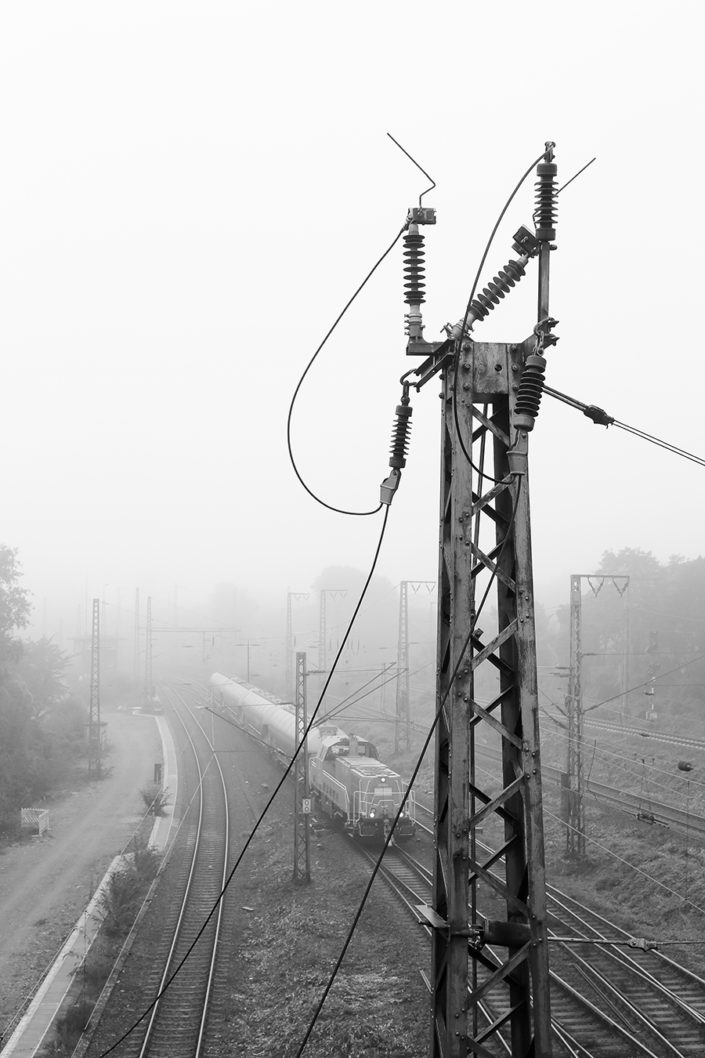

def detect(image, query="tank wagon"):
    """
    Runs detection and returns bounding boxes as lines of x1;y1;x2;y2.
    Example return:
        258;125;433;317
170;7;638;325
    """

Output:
209;672;415;841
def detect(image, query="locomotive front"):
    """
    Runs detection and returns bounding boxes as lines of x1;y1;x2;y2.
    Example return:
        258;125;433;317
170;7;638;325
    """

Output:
350;765;416;841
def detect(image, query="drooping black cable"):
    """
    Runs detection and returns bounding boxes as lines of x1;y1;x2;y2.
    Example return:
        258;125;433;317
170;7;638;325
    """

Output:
452;148;550;485
287;226;407;516
96;506;391;1058
294;476;521;1056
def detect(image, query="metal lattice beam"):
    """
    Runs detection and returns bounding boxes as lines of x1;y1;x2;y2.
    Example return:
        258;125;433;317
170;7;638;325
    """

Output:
293;651;311;883
88;598;101;777
430;341;552;1057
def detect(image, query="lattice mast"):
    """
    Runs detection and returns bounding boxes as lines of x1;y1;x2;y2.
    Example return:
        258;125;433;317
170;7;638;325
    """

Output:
133;587;140;705
395;580;435;752
566;574;629;857
293;651;311;883
88;598;101;777
144;595;153;703
402;144;559;1056
395;580;410;753
286;591;308;698
318;589;347;677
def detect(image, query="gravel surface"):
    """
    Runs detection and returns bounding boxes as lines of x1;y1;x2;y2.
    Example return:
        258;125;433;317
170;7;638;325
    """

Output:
0;710;162;1040
84;697;429;1058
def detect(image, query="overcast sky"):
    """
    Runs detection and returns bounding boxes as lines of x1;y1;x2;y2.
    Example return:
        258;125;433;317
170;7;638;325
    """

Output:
1;2;702;642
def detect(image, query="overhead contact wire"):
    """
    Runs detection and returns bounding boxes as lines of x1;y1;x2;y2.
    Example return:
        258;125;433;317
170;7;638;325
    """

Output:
287;226;407;516
97;506;392;1058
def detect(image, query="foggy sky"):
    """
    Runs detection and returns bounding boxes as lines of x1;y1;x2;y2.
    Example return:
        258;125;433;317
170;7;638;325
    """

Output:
1;2;702;642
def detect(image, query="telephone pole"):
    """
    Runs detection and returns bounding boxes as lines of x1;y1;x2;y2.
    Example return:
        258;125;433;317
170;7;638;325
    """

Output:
87;599;102;777
395;580;435;752
401;144;559;1056
566;574;629;857
292;651;311;883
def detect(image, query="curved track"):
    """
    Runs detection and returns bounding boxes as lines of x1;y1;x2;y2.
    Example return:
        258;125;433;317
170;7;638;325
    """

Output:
123;687;230;1058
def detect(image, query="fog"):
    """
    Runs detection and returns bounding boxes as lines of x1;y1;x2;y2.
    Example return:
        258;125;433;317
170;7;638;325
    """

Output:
1;3;702;658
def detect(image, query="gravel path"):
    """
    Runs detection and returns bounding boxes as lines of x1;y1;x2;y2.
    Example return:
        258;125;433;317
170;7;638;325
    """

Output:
0;710;162;1038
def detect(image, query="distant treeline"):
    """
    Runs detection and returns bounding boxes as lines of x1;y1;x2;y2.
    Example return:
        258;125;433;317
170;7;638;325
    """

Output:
0;546;85;834
545;548;705;722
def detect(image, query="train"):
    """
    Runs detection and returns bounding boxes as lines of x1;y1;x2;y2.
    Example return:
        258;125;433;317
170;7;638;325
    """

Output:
209;672;416;841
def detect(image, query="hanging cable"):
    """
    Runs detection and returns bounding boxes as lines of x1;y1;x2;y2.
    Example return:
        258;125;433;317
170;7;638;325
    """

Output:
544;384;705;468
287;225;407;516
96;507;392;1058
294;477;521;1056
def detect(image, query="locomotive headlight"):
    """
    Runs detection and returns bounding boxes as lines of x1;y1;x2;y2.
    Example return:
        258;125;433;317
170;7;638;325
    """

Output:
369;810;376;818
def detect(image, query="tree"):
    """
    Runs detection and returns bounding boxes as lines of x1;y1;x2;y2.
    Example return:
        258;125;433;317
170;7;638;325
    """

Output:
0;545;30;668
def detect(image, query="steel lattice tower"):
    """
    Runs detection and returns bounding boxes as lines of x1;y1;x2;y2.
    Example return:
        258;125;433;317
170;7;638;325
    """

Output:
292;651;311;883
395;581;410;753
285;591;308;698
566;574;629;857
426;342;553;1056
88;598;101;777
144;595;153;703
133;587;140;705
395;580;435;752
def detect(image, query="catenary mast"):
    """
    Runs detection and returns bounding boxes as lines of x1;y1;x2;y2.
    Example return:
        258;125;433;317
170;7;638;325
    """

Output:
401;143;558;1056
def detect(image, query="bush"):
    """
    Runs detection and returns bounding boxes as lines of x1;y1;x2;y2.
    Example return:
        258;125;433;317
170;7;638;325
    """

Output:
140;783;170;816
98;867;143;936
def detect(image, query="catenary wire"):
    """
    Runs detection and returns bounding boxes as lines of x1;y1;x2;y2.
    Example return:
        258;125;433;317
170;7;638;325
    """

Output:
582;651;705;714
294;475;521;1056
468;754;705;915
96;506;391;1058
451;147;550;484
287;226;407;516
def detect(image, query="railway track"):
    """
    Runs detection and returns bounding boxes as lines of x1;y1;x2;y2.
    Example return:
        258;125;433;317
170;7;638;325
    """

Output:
382;800;705;1055
119;687;230;1058
475;741;705;837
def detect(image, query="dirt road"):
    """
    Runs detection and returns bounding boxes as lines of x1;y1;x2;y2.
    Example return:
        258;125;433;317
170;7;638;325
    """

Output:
0;711;161;1034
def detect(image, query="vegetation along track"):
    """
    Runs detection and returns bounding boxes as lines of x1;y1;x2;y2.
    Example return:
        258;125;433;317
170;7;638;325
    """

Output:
120;686;230;1058
370;800;705;1055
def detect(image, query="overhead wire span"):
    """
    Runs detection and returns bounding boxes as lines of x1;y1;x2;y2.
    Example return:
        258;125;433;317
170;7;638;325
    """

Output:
544;384;705;467
96;506;392;1058
287;226;407;516
294;476;522;1056
582;650;705;714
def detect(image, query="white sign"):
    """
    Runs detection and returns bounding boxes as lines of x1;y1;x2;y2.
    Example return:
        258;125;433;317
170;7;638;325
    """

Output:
302;798;312;815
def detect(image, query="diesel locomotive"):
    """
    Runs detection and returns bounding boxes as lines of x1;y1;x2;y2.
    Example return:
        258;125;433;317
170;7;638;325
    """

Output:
209;672;416;841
